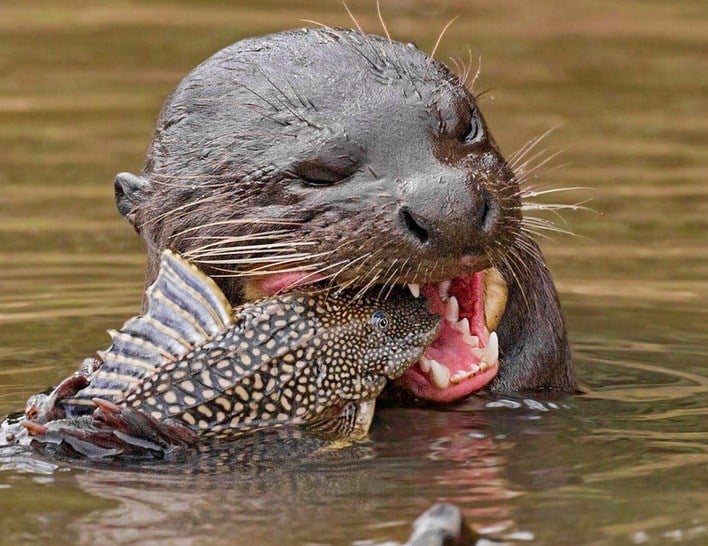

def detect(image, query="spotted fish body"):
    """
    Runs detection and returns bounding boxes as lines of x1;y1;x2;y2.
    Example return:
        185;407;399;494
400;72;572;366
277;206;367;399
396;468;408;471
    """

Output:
39;250;439;449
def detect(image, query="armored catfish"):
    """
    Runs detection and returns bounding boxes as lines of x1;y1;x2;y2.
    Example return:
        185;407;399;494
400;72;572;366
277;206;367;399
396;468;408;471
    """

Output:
21;250;440;457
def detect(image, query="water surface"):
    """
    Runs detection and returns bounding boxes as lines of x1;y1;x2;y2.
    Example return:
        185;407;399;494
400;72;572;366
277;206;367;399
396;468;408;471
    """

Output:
1;1;706;544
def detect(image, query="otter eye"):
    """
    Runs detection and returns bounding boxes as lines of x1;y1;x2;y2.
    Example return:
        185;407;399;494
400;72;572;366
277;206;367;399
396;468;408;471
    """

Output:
300;169;346;187
370;310;390;331
293;158;357;187
461;110;483;144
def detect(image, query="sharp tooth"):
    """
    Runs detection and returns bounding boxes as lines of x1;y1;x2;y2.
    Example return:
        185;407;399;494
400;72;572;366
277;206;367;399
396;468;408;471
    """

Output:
408;283;420;298
453;317;470;334
483;332;499;365
419;355;432;373
438;280;451;300
463;333;479;348
452;318;480;347
479;361;489;371
445;296;459;323
429;359;450;389
483;268;508;332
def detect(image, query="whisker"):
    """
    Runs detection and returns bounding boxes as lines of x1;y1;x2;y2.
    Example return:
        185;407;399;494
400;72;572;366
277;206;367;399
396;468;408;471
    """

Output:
139;194;221;229
273;259;353;295
514;149;565;178
377;259;400;299
429;16;458;62
329;252;372;281
193;254;320;266
469;53;482;92
495;245;530;312
508;126;560;167
187;241;318;257
184;230;292;242
353;263;384;301
333;252;380;295
342;2;364;34
449;56;463;76
521;186;594;199
210;263;328;278
376;0;391;42
521;220;581;238
383;264;403;300
172;219;302;239
182;233;294;254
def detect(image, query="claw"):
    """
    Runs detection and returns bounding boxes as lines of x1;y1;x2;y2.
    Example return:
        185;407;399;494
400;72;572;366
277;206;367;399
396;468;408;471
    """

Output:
92;397;121;414
24;373;92;423
22;398;197;460
20;420;48;436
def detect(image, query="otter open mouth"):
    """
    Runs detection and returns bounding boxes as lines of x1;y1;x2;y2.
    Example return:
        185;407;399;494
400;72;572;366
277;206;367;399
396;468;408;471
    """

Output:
245;267;507;404
398;269;507;403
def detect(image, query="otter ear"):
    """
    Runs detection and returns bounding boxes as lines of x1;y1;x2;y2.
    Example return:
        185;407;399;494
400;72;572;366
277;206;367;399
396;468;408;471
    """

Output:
114;172;150;225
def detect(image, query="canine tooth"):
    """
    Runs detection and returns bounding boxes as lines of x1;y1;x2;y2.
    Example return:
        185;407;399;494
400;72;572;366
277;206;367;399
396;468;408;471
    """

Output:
429;359;450;389
408;283;420;298
445;296;459;323
483;268;508;332
438;280;451;300
419;355;432;373
483;332;499;365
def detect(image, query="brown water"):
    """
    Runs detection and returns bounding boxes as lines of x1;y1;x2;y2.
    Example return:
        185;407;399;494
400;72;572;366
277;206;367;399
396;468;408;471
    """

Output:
0;1;706;544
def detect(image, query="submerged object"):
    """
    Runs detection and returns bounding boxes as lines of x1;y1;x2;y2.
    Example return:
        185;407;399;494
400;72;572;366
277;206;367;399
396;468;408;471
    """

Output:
19;250;439;457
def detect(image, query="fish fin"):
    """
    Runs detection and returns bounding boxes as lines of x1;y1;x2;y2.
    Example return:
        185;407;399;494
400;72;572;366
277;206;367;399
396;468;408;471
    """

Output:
130;249;234;352
63;250;234;408
305;399;377;441
23;399;198;460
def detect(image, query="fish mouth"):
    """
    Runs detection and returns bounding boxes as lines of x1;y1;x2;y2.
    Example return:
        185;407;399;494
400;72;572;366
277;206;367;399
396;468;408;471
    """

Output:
244;267;507;404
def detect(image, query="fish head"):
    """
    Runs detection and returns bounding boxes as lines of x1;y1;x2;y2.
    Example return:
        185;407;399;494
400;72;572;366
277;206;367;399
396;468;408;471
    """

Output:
318;288;441;381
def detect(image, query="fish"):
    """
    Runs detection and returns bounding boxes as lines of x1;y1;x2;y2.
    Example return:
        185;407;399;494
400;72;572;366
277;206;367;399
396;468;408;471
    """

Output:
19;250;440;458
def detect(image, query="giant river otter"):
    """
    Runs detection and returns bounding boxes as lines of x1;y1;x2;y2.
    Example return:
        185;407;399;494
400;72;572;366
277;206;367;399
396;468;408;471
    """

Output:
114;27;575;402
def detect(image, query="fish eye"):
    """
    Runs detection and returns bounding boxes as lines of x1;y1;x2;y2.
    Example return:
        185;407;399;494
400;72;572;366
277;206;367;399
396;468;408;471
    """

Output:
370;310;389;330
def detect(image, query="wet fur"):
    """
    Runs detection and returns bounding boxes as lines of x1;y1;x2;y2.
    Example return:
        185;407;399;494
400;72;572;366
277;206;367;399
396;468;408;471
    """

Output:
116;28;575;394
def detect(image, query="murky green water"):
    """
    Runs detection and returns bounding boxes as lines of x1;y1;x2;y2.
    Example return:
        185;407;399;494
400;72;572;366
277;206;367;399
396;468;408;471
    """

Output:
1;1;706;544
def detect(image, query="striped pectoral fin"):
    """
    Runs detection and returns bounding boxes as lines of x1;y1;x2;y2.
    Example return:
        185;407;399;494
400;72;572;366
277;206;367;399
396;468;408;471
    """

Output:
304;399;377;441
123;249;234;361
66;250;235;410
110;249;234;370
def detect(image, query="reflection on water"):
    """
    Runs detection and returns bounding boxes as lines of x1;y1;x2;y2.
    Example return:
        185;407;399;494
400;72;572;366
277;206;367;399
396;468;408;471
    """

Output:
0;1;706;545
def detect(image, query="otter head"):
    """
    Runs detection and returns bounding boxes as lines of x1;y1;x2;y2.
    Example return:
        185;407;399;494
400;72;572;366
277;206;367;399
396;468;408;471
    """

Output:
116;28;574;403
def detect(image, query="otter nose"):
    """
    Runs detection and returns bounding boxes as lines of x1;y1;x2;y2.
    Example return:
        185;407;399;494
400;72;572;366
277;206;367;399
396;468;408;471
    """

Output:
399;207;430;245
398;185;497;255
